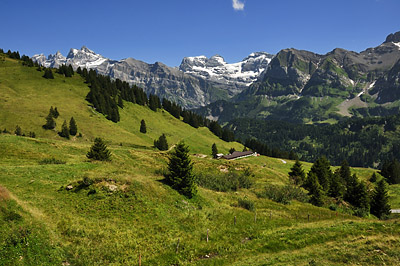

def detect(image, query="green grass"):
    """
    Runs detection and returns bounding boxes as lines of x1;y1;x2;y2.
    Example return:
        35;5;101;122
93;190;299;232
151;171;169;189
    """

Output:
1;57;400;265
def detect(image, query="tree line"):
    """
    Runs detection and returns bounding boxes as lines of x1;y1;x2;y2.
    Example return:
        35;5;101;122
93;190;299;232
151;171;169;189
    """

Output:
227;115;400;168
289;158;391;219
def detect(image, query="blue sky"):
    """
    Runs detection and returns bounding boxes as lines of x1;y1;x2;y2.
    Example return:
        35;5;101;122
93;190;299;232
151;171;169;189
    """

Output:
1;0;399;66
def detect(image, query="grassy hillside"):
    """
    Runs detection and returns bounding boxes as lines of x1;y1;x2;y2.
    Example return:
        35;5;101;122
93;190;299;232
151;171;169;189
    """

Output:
0;57;242;154
1;57;400;265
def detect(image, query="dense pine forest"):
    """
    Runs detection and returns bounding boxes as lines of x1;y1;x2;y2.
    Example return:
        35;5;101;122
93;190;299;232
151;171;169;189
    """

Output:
226;115;400;168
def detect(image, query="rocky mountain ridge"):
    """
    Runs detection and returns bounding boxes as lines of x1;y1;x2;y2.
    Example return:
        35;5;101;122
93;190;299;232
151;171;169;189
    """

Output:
32;48;271;108
196;31;400;123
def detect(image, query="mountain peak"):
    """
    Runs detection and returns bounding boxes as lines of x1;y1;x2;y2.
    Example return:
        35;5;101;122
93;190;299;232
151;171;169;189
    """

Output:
384;31;400;43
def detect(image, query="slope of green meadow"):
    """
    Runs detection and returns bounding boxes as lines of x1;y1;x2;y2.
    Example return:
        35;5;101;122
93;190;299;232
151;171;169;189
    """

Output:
1;57;400;265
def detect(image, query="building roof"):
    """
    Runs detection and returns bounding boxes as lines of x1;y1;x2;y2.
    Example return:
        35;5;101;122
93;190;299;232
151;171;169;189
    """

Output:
221;150;255;160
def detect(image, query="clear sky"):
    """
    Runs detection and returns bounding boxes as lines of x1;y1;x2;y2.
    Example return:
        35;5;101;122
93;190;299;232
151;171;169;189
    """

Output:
1;0;399;66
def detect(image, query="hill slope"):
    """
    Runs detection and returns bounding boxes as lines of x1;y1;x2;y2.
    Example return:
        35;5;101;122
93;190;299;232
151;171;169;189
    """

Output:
0;56;242;154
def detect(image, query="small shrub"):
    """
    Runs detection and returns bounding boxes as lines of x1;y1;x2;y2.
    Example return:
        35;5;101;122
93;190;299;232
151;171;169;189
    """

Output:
257;184;309;205
238;197;255;211
197;169;253;192
39;157;66;165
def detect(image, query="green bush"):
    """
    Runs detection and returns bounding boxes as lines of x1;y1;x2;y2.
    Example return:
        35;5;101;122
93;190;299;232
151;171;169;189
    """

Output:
197;169;253;192
257;184;309;205
39;157;66;165
238;197;255;211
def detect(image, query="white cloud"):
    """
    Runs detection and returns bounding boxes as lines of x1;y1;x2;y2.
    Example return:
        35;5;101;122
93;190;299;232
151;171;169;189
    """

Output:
232;0;245;11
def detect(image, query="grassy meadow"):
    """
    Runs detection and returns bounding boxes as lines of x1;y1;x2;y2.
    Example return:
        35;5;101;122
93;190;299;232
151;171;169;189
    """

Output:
1;57;400;265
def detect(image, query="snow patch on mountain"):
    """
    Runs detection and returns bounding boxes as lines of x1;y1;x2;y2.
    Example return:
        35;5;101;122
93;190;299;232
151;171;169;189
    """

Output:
179;52;273;88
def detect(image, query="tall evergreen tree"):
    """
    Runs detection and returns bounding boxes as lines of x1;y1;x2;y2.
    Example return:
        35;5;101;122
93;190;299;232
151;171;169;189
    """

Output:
53;107;59;118
87;138;111;161
59;120;70;139
211;143;218;158
154;134;168;151
328;170;345;199
140;119;147;133
380;159;400;184
69;117;77;136
305;172;324;207
165;141;197;198
339;160;352;184
43;113;56;129
288;159;305;185
370;179;391;219
309;157;332;192
43;68;54;79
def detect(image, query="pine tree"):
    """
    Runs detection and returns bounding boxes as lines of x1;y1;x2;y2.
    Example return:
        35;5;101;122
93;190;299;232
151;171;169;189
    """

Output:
59;120;70;139
339;160;352;184
211;143;218;158
53;107;59;118
328;170;344;199
370;179;391;219
69;117;77;136
87;137;111;161
43;113;56;129
140;119;147;133
305;172;324;207
309;157;332;192
165;141;197;198
288;159;305;185
229;148;236;154
15;125;22;136
154;134;168;151
369;172;378;183
43;68;54;79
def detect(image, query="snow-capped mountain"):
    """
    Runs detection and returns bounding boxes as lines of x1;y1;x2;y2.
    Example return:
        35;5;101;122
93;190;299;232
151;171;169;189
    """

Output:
179;52;273;96
32;47;232;108
32;46;116;74
32;47;274;108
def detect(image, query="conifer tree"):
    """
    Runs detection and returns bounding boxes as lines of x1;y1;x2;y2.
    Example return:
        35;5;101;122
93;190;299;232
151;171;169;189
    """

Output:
328;170;344;199
309;157;332;192
154;134;168;151
229;148;236;154
288;159;305;185
369;172;378;183
69;117;77;136
59;120;70;139
165;141;197;198
15;125;22;136
339;160;351;184
370;179;391;219
43;113;56;129
43;68;54;79
140;119;147;133
53;107;59;118
87;137;111;161
305;172;324;207
211;143;218;158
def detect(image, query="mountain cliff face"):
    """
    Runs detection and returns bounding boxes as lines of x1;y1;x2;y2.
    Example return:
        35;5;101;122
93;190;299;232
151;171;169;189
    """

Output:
32;47;230;109
32;48;272;109
196;31;400;123
179;52;273;96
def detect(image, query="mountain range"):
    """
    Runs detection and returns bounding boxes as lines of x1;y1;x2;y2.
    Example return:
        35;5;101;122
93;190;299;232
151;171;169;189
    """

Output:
32;48;272;109
32;31;400;124
196;31;400;123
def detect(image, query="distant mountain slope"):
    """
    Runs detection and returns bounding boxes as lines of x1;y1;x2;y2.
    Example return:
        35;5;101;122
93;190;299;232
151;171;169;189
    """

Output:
197;31;400;123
